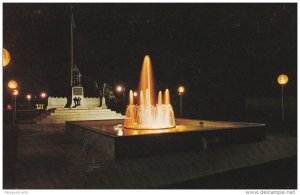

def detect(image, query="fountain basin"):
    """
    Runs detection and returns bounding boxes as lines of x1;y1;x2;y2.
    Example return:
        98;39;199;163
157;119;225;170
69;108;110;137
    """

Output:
66;119;266;159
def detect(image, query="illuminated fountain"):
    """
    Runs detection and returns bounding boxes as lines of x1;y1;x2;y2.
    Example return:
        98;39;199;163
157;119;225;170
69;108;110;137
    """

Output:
67;55;266;159
124;55;176;129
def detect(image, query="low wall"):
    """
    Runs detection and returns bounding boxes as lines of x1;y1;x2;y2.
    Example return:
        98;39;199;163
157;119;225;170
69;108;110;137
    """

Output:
81;97;100;107
47;97;67;110
47;96;100;109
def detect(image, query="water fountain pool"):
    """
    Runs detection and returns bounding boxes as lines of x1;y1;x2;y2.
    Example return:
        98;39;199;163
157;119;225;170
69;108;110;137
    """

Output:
66;55;266;159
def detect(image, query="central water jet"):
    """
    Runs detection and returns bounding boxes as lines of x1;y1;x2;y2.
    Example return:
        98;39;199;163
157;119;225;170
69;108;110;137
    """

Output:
124;55;176;129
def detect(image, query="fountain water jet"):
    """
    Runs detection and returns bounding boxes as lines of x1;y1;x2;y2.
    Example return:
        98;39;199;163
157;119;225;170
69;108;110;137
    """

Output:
124;55;176;129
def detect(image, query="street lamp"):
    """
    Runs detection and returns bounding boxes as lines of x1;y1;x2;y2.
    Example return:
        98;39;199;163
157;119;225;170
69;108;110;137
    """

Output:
6;104;12;110
178;86;185;118
26;94;32;109
12;89;19;126
40;92;47;99
133;91;138;105
115;85;126;112
8;80;18;126
3;48;11;67
12;89;19;96
8;80;18;90
116;85;124;93
277;74;288;121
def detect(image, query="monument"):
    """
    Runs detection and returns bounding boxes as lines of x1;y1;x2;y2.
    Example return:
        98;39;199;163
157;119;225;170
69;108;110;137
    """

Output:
71;65;84;107
33;7;125;124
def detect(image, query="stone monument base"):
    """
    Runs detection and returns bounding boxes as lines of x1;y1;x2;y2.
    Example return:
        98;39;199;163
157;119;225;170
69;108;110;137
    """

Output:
34;107;125;124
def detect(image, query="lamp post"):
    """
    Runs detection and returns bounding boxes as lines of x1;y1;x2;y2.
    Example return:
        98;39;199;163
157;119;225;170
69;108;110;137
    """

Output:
277;74;288;121
8;80;18;126
26;94;32;109
116;85;126;112
40;92;47;110
178;86;185;118
12;89;19;127
133;91;138;105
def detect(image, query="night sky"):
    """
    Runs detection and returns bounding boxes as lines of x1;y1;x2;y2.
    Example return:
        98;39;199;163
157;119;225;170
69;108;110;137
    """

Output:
3;3;297;119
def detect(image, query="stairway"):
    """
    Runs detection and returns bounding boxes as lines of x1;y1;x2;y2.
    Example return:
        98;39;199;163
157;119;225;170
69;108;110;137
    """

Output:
34;107;125;124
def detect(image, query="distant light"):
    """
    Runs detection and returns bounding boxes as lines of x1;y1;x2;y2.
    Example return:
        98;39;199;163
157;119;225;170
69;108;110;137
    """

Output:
12;89;19;96
40;92;47;98
26;94;32;100
178;86;185;95
6;104;12;110
3;48;11;67
116;85;123;93
133;91;138;97
278;74;288;85
8;80;18;89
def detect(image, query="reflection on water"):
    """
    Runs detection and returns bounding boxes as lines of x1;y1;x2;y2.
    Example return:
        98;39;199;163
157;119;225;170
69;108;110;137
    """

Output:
114;124;205;136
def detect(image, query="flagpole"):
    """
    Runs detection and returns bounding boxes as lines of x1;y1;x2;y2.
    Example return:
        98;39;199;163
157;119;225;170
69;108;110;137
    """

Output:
70;6;74;87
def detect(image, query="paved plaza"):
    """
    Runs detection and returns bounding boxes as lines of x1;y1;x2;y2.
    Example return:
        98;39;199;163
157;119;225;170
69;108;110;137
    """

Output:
3;123;297;189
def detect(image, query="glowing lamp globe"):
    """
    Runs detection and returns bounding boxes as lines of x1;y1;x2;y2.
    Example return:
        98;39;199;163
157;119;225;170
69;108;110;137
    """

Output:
3;48;11;67
133;91;138;97
8;80;18;89
6;104;12;110
278;74;288;85
26;94;32;100
178;86;185;95
40;92;47;99
116;85;123;93
12;89;19;96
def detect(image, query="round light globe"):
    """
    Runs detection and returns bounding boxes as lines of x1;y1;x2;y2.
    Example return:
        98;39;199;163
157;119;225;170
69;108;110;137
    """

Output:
8;80;18;89
26;94;32;100
178;86;185;94
3;48;11;67
12;89;19;96
116;85;123;93
40;92;47;99
278;74;288;85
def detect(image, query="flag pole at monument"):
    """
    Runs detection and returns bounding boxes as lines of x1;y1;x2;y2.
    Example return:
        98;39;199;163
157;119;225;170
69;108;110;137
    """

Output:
70;6;75;87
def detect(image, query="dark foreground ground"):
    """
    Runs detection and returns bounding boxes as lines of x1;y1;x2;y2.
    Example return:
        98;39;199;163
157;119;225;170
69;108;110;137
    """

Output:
3;111;297;189
161;157;297;189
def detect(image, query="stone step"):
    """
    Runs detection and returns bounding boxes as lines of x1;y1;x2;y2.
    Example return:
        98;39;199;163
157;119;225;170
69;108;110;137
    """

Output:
40;113;124;119
47;113;122;119
54;107;106;111
37;116;125;124
53;109;112;113
34;107;125;124
50;111;117;116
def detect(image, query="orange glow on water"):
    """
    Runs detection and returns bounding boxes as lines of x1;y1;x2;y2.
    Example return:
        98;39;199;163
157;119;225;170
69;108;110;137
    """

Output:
124;55;176;129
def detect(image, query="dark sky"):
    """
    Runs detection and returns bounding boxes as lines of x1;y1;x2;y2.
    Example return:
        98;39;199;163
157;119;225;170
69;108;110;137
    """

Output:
3;3;297;118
